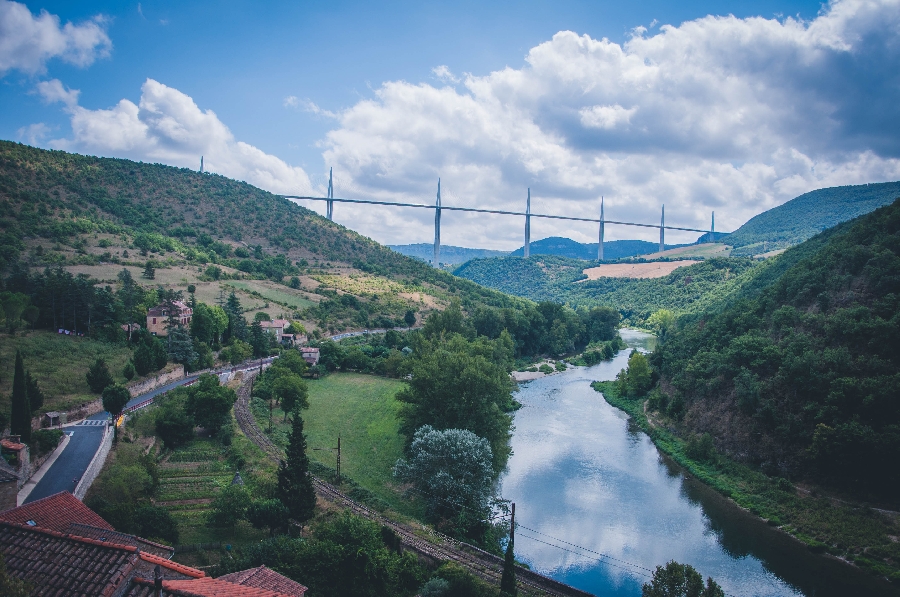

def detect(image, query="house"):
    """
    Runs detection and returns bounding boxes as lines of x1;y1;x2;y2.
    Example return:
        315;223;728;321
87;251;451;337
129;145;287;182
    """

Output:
259;319;291;343
299;347;320;366
147;301;193;336
0;491;308;596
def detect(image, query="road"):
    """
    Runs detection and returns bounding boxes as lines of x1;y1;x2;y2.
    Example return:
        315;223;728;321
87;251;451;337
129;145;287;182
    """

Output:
23;358;275;504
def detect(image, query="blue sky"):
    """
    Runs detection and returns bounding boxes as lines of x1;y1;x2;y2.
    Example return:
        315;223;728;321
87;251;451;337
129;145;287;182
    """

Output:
2;0;899;248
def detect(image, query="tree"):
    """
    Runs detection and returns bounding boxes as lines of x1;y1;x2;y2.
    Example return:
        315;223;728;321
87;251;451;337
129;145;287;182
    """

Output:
250;320;268;357
221;339;252;365
277;412;317;523
142;260;156;280
10;351;31;443
133;342;153;376
404;309;417;327
122;360;136;381
647;309;676;340
273;374;309;420
208;484;251;528
155;400;194;448
393;426;494;526
185;374;237;432
86;357;114;393
25;371;44;413
500;533;517;597
167;325;198;365
247;498;289;536
102;384;131;422
134;503;180;545
151;337;168;370
642;561;724;597
617;350;653;397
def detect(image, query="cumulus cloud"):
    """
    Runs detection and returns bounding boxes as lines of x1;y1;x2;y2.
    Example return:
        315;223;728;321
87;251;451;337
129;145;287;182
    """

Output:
0;0;111;76
50;78;312;195
36;78;79;108
17;122;51;145
318;0;900;249
432;65;459;83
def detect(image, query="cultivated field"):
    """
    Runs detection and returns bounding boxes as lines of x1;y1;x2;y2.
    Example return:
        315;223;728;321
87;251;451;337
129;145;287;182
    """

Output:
582;259;700;280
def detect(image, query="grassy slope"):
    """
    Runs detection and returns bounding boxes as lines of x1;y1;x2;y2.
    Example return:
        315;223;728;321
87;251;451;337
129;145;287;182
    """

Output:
723;181;900;255
592;381;900;581
253;372;421;518
0;330;132;414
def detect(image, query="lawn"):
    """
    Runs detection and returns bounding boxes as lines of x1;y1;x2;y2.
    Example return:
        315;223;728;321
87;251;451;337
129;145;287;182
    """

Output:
225;280;316;310
254;372;420;517
0;330;133;415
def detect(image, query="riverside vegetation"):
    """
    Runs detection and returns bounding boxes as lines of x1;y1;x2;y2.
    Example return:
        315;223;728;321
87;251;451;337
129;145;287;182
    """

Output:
595;199;900;584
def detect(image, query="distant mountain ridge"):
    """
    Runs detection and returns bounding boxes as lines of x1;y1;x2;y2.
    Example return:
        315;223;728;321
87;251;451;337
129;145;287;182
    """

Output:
723;181;900;256
388;243;508;264
508;237;689;260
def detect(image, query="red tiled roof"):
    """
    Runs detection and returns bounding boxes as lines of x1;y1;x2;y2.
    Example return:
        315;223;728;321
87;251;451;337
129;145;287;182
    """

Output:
219;566;307;596
0;491;114;532
140;551;206;578
0;521;138;597
129;576;299;597
67;522;175;558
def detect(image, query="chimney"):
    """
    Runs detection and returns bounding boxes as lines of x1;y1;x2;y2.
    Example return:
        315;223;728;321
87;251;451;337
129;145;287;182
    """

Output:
154;563;162;597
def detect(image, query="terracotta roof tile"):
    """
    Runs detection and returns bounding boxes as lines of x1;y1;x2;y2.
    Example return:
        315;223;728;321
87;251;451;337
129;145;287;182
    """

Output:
1;438;26;451
0;521;138;596
0;491;114;532
67;523;175;558
140;551;206;578
129;576;299;597
219;566;307;596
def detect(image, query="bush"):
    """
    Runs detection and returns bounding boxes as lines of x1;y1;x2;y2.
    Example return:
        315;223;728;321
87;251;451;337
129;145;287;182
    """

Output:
685;433;716;463
31;429;62;457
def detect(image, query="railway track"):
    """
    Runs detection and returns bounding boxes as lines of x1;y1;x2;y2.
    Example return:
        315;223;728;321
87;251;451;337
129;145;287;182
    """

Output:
233;372;593;597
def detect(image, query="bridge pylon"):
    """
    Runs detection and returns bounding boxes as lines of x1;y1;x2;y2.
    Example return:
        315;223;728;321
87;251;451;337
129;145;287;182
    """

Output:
598;197;605;261
659;204;665;253
433;179;441;267
327;167;334;220
524;189;531;258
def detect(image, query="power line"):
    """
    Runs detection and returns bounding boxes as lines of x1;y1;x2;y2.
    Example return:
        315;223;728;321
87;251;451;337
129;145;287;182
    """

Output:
515;532;652;579
517;524;655;574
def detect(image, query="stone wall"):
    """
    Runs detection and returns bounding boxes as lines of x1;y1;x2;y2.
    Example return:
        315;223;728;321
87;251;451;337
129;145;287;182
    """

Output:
126;364;185;397
0;479;16;512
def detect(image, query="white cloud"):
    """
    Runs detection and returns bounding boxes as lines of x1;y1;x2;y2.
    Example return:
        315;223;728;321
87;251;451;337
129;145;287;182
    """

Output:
432;65;459;83
50;78;313;196
283;95;299;108
17;122;50;145
0;0;111;76
317;0;900;249
36;78;79;108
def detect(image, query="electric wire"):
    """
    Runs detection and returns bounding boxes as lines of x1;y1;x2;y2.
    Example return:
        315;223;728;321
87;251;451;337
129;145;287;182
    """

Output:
517;524;656;574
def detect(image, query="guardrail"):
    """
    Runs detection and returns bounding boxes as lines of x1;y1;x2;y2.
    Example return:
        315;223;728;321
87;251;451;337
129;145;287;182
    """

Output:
126;398;154;413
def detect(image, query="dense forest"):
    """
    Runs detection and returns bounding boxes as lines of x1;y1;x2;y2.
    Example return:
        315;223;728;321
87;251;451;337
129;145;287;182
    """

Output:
455;253;767;325
652;199;900;500
722;182;900;256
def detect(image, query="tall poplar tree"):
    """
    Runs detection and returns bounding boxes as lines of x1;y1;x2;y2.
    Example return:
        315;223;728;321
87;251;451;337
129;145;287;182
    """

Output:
10;351;31;442
277;411;316;523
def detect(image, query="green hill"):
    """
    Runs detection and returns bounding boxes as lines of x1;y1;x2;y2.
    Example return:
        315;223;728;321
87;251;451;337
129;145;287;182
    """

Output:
507;236;688;260
388;243;508;264
655;199;900;501
723;182;900;256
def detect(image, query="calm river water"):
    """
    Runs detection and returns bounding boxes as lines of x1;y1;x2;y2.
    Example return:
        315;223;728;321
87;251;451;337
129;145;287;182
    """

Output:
501;329;896;597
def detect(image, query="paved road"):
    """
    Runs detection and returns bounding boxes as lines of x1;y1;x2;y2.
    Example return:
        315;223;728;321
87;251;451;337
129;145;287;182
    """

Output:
23;358;275;503
24;419;107;503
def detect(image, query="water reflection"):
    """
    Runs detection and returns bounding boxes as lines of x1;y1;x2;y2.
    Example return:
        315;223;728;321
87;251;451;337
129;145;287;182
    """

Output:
501;330;896;597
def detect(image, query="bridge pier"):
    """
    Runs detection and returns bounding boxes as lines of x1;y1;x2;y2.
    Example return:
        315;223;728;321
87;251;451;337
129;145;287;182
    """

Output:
598;197;605;261
433;179;441;267
659;204;665;253
326;167;334;220
524;189;531;258
711;211;715;235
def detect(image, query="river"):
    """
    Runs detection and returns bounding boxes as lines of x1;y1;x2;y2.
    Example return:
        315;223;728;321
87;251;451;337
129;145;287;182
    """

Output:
500;329;896;597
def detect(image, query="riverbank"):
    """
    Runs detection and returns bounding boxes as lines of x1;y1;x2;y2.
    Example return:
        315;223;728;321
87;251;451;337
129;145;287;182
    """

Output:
591;381;900;585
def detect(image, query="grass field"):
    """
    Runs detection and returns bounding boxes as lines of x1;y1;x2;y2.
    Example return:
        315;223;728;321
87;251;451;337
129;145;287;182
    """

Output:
0;330;133;414
254;372;420;516
224;280;316;309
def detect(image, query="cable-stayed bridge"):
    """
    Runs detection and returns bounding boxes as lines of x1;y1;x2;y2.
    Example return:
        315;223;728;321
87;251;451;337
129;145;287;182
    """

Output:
281;173;723;266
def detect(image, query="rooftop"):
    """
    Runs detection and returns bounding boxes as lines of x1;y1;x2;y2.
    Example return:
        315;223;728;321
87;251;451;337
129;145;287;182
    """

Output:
0;491;114;532
128;576;301;597
219;566;308;596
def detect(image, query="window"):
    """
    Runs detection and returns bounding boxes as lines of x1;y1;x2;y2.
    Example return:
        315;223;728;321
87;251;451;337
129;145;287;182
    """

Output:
152;318;157;324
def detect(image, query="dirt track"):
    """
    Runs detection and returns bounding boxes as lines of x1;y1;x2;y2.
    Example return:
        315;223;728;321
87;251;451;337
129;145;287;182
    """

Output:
233;371;594;597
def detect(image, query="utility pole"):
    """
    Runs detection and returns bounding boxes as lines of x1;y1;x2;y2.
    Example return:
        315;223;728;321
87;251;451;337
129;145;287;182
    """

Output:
433;179;442;267
659;204;665;253
524;189;531;258
510;501;515;543
336;435;341;485
326;167;334;220
598;197;605;261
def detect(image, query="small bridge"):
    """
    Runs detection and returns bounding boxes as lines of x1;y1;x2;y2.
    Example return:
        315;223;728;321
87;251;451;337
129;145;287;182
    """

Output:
282;171;723;266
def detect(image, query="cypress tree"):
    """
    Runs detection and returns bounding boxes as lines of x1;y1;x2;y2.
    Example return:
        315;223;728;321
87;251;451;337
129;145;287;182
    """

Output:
277;411;316;523
25;372;44;413
10;351;31;443
500;534;517;597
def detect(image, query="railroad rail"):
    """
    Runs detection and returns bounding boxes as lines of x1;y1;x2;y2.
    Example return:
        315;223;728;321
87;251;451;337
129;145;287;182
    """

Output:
233;372;593;597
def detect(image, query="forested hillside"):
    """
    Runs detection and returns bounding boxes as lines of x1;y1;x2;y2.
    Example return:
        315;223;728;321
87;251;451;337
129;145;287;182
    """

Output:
723;182;900;256
507;236;687;260
455;253;764;325
388;243;508;264
653;199;900;499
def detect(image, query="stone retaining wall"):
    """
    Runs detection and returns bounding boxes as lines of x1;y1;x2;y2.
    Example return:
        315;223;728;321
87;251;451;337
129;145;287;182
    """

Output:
74;425;113;500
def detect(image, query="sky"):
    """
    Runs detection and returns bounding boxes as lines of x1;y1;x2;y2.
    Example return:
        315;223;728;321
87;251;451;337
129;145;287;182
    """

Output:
2;0;899;249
